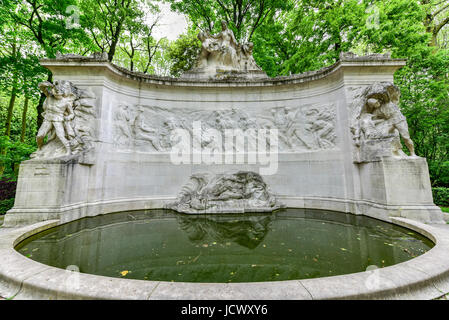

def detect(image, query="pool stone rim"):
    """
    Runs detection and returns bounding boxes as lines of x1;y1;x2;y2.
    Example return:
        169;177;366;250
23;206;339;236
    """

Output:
0;216;448;300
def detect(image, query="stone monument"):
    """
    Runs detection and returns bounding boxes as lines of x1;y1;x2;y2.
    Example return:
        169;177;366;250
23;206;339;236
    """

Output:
3;45;445;226
181;21;267;80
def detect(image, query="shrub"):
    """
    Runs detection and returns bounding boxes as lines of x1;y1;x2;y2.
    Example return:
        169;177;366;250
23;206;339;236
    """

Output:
0;178;16;201
433;187;449;207
0;136;36;179
0;179;16;215
0;198;14;215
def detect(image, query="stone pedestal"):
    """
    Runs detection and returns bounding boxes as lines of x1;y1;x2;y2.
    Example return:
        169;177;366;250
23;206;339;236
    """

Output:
4;159;92;226
357;157;443;223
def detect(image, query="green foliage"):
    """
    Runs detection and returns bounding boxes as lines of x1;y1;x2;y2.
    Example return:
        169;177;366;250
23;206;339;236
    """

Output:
0;94;38;144
79;0;158;62
253;0;430;76
5;0;90;58
433;187;449;207
0;53;47;100
165;28;201;77
0;198;14;215
164;0;290;42
0;136;36;179
395;47;449;186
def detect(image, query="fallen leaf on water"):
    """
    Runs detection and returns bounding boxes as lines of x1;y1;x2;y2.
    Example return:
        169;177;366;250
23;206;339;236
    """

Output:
340;248;347;251
120;270;130;276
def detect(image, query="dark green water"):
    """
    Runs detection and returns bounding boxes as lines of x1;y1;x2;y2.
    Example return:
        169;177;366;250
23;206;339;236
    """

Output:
15;209;433;283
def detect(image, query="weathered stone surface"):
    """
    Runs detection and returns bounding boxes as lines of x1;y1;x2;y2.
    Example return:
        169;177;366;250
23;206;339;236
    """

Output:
181;21;267;80
351;82;416;162
4;52;444;226
112;103;337;153
167;171;283;214
32;80;97;161
1;218;449;300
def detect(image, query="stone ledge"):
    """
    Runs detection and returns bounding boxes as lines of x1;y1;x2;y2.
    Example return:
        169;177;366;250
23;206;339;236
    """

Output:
4;196;444;228
40;53;406;88
0;216;448;300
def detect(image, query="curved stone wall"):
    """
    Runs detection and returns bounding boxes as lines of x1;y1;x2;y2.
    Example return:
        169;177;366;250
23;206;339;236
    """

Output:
4;54;444;226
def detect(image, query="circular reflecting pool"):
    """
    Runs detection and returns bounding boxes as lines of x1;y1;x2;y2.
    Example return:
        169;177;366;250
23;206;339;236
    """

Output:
15;209;433;283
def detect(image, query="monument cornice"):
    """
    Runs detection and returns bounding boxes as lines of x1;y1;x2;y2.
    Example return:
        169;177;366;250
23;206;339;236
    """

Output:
39;53;407;88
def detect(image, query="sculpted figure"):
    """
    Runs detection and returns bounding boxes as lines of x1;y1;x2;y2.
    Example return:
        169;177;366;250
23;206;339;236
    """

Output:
36;81;77;156
352;82;416;161
196;31;214;69
239;42;260;71
304;109;336;149
114;104;132;145
192;21;261;73
158;117;180;150
168;171;283;214
32;80;97;159
359;83;416;157
270;107;295;149
133;106;160;150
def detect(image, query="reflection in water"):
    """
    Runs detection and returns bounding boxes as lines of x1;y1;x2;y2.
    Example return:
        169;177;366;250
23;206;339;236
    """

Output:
15;209;434;283
176;214;275;249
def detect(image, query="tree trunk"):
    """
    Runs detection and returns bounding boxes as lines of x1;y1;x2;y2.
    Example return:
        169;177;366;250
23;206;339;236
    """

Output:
36;73;52;132
5;87;17;137
431;32;438;47
36;92;46;131
20;96;29;143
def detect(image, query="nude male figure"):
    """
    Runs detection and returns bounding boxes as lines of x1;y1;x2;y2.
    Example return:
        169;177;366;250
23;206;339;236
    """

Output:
36;80;76;156
367;96;416;157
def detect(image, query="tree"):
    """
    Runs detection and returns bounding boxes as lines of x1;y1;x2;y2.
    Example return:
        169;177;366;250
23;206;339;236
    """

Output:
395;48;449;186
163;0;290;42
6;0;91;128
7;0;88;58
0;17;46;138
165;27;201;76
117;16;162;73
256;0;430;76
421;0;449;47
79;0;157;62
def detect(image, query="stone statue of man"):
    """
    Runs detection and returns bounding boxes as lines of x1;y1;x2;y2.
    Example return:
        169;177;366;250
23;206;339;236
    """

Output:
358;82;416;157
36;80;77;156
